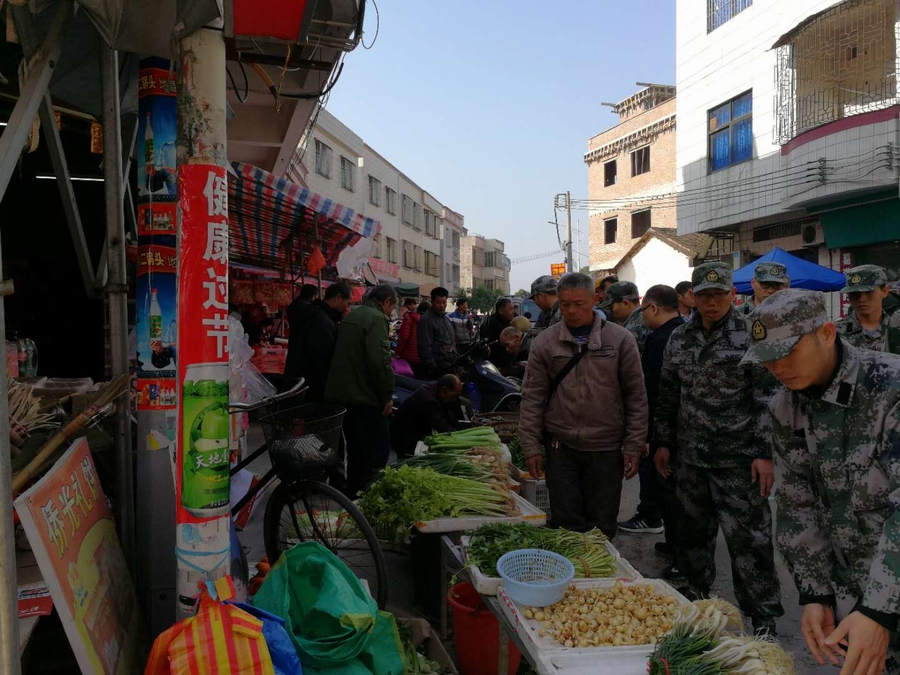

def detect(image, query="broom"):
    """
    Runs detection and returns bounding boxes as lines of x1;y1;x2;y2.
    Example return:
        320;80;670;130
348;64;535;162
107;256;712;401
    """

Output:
11;373;131;494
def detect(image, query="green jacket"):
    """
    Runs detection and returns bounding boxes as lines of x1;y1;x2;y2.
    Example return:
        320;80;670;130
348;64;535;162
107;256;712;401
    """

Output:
835;311;900;355
325;300;395;409
770;342;900;622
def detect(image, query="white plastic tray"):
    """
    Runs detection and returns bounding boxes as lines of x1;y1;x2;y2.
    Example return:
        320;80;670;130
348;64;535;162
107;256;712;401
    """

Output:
415;440;512;464
414;492;546;533
538;650;651;675
497;578;689;659
462;538;642;596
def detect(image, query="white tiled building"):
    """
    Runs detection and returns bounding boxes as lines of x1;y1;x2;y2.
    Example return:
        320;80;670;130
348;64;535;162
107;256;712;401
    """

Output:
300;109;457;294
676;0;900;314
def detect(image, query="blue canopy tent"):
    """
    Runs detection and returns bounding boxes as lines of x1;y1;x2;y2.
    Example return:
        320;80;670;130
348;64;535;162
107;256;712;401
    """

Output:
732;247;846;294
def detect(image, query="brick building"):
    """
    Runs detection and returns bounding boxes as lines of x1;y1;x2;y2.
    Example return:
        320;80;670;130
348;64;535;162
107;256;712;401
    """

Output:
585;85;677;273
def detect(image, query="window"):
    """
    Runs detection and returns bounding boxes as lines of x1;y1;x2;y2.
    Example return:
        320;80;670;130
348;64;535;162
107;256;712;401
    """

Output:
484;279;494;291
401;195;414;226
385;188;397;215
425;210;435;238
314;140;332;178
631;146;650;177
708;0;752;32
631;210;651;239
413;203;423;231
374;234;383;259
452;231;460;249
340;157;355;191
445;227;452;247
425;251;440;276
402;240;414;268
414;245;423;271
604;218;618;245
368;176;382;206
604;160;617;187
386;237;398;263
484;251;498;268
708;91;752;171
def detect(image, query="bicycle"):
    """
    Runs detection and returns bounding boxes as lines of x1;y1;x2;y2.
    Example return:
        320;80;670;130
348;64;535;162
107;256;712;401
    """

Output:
229;379;389;609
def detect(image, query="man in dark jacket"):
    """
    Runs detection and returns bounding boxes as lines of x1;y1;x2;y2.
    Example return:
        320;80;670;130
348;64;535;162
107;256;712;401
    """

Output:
283;282;351;400
325;284;398;496
482;297;515;371
391;374;465;457
531;275;561;330
617;286;685;570
418;287;459;378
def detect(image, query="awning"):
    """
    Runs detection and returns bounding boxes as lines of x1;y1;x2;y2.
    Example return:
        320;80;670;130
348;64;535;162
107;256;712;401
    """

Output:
818;198;900;249
228;161;381;272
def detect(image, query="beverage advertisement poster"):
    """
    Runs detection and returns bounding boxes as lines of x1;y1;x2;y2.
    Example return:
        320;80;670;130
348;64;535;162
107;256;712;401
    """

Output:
176;164;230;523
14;439;141;674
137;60;177;200
135;244;177;410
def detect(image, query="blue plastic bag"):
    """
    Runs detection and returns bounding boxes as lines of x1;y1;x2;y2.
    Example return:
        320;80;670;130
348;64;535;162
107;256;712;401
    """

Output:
231;601;303;675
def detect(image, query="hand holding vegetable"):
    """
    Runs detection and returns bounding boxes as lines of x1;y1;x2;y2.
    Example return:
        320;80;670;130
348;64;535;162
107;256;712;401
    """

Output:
824;611;889;675
654;447;671;478
526;454;543;479
801;603;840;667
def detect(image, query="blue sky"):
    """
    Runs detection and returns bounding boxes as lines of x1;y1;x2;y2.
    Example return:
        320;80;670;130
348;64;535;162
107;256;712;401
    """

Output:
327;0;676;291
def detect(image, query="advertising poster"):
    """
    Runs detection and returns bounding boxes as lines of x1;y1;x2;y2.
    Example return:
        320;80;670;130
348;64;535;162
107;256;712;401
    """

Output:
15;439;141;675
176;164;230;524
135;245;177;410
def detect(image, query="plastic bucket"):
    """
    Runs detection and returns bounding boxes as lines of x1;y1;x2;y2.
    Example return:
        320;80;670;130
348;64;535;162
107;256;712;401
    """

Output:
448;582;522;675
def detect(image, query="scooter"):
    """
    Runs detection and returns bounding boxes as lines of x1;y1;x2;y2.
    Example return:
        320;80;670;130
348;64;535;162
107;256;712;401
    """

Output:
393;341;521;413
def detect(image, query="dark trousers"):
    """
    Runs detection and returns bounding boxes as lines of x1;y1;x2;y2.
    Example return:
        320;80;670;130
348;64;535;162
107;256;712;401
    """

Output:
653;448;681;549
676;462;783;625
545;444;623;539
636;456;662;522
342;404;391;498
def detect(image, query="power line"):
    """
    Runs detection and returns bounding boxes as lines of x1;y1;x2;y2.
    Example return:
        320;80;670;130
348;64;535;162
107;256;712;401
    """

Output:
509;249;564;265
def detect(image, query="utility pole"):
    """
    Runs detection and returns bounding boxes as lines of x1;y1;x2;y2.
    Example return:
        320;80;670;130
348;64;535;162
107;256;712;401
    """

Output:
565;190;574;273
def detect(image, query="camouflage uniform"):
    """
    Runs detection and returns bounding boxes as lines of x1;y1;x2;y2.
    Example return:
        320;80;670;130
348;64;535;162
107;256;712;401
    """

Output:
743;289;900;668
835;265;900;355
624;308;651;355
598;281;640;328
655;261;783;628
740;261;789;316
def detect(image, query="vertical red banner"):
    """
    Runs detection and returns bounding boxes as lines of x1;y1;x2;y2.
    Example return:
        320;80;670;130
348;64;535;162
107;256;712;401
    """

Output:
176;165;230;522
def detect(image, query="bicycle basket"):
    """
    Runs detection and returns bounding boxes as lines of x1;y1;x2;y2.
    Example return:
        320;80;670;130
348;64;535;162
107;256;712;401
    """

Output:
259;403;345;479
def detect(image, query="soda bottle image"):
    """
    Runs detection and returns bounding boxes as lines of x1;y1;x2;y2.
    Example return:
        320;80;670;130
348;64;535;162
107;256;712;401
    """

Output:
149;288;163;352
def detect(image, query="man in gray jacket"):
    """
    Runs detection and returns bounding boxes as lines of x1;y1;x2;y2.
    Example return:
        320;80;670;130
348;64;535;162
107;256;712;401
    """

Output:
418;286;458;378
518;273;648;538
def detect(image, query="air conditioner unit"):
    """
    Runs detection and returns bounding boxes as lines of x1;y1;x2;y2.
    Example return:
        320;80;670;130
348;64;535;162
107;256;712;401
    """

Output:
801;223;824;247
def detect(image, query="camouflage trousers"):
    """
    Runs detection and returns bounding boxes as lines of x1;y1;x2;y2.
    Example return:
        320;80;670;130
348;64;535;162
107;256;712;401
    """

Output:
676;462;784;625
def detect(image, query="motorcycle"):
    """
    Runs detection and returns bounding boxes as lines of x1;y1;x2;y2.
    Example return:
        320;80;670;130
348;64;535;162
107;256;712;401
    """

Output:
392;340;521;413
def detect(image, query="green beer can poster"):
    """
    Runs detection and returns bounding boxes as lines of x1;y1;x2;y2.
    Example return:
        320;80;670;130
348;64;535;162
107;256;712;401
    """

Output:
181;363;230;515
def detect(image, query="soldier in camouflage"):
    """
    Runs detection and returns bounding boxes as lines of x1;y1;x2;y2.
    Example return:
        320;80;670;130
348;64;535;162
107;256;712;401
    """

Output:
835;264;900;355
599;281;652;354
743;288;900;675
653;261;784;634
741;261;790;315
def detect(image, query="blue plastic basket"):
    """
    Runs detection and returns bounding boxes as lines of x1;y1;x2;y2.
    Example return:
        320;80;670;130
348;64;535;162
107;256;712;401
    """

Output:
496;548;575;607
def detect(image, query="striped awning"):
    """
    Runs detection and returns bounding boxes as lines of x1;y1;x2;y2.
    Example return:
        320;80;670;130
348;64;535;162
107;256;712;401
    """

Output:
228;161;382;272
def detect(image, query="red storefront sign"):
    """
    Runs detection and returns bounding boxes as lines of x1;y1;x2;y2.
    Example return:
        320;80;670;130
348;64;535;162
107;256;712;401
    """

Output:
369;257;400;282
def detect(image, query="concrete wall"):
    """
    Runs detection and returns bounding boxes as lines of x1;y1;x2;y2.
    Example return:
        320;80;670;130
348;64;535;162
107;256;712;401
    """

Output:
616;237;695;294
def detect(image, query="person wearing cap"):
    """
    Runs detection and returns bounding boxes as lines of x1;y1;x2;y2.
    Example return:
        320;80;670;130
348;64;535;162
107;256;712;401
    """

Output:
653;261;783;635
744;288;900;674
742;262;790;315
531;275;562;330
600;281;652;355
835;264;900;355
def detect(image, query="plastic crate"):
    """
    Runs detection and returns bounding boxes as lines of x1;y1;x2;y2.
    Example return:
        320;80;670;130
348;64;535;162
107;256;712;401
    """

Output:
520;478;550;518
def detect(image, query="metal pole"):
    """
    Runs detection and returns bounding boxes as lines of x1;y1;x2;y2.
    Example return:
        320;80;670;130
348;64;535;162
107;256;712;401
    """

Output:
565;190;574;273
100;43;135;570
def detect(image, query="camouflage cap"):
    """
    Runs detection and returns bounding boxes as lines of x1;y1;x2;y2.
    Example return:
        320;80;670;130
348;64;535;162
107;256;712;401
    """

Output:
692;261;732;293
840;264;887;293
754;262;789;285
529;275;558;299
741;289;829;364
598;281;639;311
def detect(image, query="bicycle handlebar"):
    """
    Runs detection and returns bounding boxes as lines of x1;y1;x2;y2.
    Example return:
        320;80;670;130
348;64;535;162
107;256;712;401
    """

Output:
228;378;307;413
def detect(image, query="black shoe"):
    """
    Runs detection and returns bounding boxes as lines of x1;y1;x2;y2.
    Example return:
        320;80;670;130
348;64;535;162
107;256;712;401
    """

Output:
662;564;685;581
655;541;675;556
617;515;664;534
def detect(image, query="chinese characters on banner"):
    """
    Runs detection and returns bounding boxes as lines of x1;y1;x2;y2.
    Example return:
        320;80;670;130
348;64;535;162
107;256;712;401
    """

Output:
136;59;178;412
14;439;140;674
839;249;854;318
176;164;230;522
550;263;566;279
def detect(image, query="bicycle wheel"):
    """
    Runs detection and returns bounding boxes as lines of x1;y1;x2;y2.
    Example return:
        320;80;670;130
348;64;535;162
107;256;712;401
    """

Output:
263;480;389;609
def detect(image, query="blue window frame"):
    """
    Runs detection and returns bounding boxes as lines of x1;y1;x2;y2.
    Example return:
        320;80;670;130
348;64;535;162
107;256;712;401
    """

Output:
708;0;752;32
708;92;753;172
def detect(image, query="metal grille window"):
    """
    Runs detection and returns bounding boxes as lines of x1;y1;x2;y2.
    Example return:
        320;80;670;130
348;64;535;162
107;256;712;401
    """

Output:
631;146;650;176
340;157;355;192
385;188;397;215
604;218;618;245
604;160;617;187
631;210;651;239
484;251;496;268
708;91;752;172
314;140;332;178
708;0;752;33
387;237;398;263
368;176;381;206
401;195;413;226
403;240;413;268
